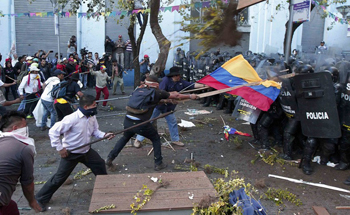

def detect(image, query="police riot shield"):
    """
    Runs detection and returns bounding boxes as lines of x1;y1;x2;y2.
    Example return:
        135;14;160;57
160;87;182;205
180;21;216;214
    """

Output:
232;97;262;124
182;57;190;82
195;57;206;81
294;72;341;138
255;59;270;80
339;69;350;131
336;60;350;84
278;77;299;120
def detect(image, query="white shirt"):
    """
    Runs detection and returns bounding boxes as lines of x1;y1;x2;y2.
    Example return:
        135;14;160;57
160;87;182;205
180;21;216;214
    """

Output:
49;109;106;153
41;77;60;102
18;74;43;95
0;80;4;87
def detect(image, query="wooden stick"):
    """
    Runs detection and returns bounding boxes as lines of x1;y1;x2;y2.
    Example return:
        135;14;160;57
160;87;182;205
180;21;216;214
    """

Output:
147;147;154;156
180;86;210;94
219;115;226;126
336;206;350;210
196;73;296;99
163;136;176;151
68;111;174;153
5;75;16;82
197;81;261;98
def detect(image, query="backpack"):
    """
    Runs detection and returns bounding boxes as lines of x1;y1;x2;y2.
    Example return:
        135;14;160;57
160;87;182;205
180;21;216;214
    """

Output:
50;80;69;99
127;87;156;112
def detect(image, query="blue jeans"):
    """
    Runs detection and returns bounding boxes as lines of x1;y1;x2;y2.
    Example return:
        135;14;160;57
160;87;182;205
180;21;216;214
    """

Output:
41;99;57;128
80;73;88;88
136;108;179;142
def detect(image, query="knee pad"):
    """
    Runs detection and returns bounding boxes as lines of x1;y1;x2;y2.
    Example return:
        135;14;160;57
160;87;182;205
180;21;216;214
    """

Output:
259;113;274;128
306;137;317;148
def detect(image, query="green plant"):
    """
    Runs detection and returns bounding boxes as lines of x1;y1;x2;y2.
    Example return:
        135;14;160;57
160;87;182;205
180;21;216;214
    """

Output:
263;188;302;206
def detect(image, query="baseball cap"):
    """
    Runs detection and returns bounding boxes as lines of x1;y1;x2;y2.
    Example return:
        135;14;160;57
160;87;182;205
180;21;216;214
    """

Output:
118;35;122;38
53;69;66;76
62;57;67;61
144;54;149;58
26;56;33;61
100;65;107;70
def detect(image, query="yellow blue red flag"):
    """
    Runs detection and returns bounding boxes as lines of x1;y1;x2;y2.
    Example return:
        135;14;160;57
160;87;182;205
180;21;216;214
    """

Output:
198;55;281;111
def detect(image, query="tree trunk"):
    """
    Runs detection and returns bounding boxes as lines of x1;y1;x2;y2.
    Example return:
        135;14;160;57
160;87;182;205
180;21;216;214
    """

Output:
128;10;149;88
283;3;315;57
149;0;171;76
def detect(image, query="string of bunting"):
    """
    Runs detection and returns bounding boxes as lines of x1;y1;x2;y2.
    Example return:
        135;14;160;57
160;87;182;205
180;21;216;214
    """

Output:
312;0;350;25
0;0;225;18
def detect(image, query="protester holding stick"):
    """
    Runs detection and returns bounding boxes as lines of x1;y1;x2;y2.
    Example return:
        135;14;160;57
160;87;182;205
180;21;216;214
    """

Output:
106;75;198;171
35;95;115;211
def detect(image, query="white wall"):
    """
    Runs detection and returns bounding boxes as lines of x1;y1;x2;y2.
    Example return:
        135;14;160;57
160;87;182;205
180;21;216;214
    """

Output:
0;0;16;66
249;0;303;54
137;0;190;70
323;1;350;54
77;3;105;57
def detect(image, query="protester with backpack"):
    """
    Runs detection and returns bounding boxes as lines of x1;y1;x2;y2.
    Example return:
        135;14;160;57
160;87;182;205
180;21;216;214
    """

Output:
54;73;83;121
106;75;198;171
89;65;111;107
40;70;66;131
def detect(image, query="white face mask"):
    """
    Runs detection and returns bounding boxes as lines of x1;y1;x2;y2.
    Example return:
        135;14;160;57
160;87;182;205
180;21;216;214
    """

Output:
12;126;29;137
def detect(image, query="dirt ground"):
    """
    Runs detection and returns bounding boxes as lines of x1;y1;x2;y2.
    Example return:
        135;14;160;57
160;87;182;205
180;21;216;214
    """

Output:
9;86;350;215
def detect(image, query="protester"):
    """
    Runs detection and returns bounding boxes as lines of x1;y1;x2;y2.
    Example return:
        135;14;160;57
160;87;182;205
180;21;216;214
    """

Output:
105;36;115;56
115;35;125;68
111;59;127;95
3;59;18;101
67;35;77;58
125;39;133;71
39;58;51;80
134;67;206;148
54;73;83;121
89;65;111;107
35;95;115;211
18;65;43;119
106;75;198;171
140;54;150;75
0;111;43;213
94;52;99;65
0;79;21;117
40;69;66;131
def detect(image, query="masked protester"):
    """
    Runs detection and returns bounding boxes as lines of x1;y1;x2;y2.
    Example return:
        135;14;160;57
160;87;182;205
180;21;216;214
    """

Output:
35;95;115;211
106;75;198;171
0;111;43;213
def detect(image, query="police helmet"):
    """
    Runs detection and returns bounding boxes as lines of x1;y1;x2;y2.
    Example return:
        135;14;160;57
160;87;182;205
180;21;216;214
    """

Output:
298;64;314;74
325;66;339;83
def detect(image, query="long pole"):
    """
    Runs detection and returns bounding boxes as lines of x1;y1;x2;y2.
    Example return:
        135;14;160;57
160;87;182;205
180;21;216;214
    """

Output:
68;111;174;153
285;0;294;62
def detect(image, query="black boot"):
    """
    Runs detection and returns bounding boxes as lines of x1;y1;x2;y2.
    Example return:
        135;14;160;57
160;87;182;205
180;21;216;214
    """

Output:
320;141;335;165
280;133;294;160
249;123;260;145
224;100;234;114
216;94;225;110
301;138;317;175
258;125;270;150
336;147;350;170
203;97;212;107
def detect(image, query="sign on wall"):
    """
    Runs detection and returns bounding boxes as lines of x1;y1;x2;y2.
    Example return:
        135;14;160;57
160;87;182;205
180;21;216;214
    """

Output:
293;0;311;23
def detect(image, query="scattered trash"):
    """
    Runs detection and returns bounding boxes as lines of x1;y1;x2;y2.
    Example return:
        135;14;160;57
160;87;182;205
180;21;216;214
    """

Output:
178;119;196;128
185;109;212;116
221;155;224;157
150;177;158;183
312;156;337;167
189;117;195;120
189;193;194;200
